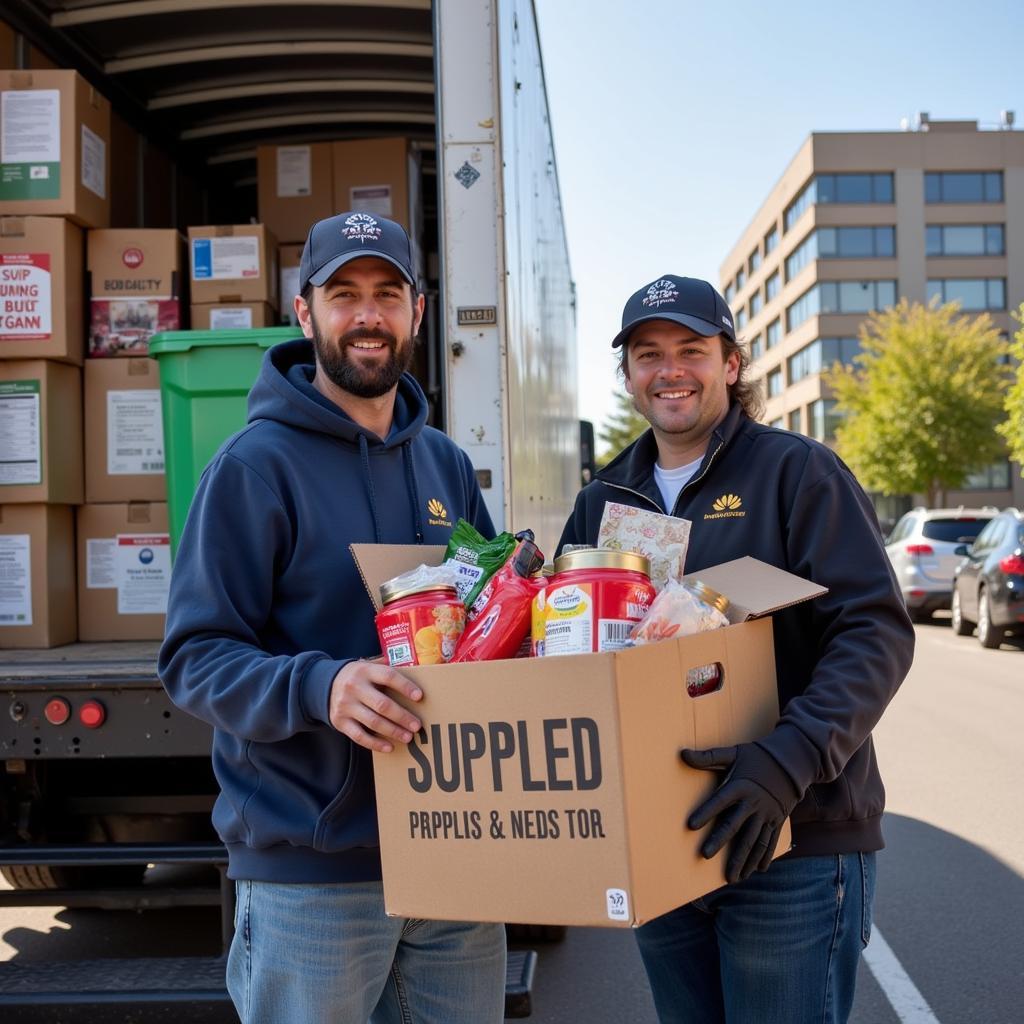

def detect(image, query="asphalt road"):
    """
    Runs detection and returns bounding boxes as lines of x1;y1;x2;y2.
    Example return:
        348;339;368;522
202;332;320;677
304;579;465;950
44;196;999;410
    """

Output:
2;620;1022;1022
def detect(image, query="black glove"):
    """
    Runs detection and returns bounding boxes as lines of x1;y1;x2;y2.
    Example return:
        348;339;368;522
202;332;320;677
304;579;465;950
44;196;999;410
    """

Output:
681;742;800;884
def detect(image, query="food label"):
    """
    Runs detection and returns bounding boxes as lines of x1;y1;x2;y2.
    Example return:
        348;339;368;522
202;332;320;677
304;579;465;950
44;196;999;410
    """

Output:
116;534;171;614
376;599;466;667
209;306;253;330
0;379;42;485
191;236;260;280
0;533;32;626
89;297;180;356
0;254;51;339
544;577;653;656
0;89;60;200
107;389;165;475
276;145;312;197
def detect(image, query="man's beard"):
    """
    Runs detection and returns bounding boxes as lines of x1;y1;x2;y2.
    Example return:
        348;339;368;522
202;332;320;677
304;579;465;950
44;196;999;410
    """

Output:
310;313;416;399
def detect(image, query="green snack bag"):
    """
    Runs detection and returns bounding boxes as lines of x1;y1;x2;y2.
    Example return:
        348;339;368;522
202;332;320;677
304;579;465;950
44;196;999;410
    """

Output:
443;519;517;607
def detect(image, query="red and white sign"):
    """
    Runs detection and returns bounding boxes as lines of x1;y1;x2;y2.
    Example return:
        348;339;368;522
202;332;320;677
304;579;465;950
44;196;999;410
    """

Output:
0;253;51;340
122;247;144;269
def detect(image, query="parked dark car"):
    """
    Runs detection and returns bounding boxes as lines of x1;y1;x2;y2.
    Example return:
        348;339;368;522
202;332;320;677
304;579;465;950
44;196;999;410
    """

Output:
951;508;1024;648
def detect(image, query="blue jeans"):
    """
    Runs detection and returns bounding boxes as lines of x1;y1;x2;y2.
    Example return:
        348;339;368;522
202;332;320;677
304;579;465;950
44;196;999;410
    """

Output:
227;879;507;1024
635;853;876;1024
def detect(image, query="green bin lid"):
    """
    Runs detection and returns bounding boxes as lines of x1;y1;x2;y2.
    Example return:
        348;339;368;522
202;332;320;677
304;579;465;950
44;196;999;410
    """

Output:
148;326;298;356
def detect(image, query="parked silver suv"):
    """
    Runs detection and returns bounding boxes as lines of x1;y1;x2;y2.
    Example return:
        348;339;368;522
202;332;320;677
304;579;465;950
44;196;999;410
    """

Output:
884;507;996;621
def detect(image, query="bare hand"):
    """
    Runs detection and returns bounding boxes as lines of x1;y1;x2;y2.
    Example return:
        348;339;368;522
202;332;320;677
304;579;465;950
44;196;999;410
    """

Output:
329;661;423;753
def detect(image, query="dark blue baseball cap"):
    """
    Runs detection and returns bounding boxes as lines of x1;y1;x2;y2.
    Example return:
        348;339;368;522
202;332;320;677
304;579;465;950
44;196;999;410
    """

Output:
299;211;416;292
611;275;736;348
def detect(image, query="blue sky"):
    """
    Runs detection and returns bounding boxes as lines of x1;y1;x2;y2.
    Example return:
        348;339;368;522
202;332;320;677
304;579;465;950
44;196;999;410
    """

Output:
533;0;1023;444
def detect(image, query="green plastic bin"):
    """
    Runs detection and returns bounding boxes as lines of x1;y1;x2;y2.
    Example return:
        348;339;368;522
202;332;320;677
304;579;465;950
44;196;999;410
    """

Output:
149;327;297;555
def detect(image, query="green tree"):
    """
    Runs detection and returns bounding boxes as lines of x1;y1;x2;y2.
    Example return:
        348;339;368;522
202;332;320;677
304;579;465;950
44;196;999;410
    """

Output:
996;304;1024;474
597;390;649;466
826;299;1008;507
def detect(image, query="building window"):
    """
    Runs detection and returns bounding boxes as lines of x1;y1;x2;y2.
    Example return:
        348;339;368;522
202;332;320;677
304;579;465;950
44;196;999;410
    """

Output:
769;416;785;429
736;267;746;291
767;368;784;397
820;280;897;314
766;318;781;348
816;173;894;205
808;398;842;442
925;172;1003;203
749;249;762;273
787;337;860;383
926;278;1005;311
925;224;1005;256
788;409;802;433
787;285;820;332
736;307;748;330
784;179;816;232
750;334;763;361
750;292;763;317
765;271;780;301
765;225;779;254
724;282;735;304
785;231;818;280
818;225;896;258
963;461;1011;489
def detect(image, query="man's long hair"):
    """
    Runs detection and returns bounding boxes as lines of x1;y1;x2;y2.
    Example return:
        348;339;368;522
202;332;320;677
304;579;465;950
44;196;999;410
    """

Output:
619;334;765;421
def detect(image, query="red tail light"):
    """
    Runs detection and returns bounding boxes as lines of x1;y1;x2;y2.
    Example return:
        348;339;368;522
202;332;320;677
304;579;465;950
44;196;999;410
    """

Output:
905;544;934;556
999;555;1024;575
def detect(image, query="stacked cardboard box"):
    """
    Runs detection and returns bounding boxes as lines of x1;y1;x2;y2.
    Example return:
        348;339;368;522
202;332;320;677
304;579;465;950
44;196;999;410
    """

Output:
188;224;278;330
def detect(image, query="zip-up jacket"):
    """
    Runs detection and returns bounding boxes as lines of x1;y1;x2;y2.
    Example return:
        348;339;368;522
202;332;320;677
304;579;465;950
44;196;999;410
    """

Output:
159;339;494;883
557;402;915;856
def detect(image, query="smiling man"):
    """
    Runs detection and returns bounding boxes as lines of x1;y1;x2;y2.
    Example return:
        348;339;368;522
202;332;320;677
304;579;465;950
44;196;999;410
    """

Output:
557;275;914;1024
159;212;505;1024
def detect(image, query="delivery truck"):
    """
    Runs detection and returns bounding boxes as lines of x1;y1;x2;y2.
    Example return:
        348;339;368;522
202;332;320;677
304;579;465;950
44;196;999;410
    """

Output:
0;0;578;1016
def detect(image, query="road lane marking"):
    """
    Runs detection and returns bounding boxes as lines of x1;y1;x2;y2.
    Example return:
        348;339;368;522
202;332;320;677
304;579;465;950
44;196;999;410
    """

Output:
864;927;941;1023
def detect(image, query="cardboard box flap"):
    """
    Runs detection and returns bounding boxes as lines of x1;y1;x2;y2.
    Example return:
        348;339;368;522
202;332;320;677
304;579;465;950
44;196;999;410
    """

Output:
351;543;447;612
682;556;827;620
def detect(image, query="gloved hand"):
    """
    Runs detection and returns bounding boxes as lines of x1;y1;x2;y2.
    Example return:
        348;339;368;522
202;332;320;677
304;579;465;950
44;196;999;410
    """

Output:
681;742;801;884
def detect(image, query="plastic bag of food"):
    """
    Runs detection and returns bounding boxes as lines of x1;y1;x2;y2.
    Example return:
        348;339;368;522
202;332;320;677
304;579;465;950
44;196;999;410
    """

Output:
443;519;518;607
597;502;691;591
451;538;545;663
629;579;730;644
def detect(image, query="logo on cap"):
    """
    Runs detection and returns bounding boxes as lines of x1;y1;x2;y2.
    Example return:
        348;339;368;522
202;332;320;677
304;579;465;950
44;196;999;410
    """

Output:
721;315;733;328
642;279;679;309
341;213;382;244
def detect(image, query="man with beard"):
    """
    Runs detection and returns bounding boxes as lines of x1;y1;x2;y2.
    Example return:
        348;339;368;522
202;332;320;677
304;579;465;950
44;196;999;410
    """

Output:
556;275;914;1024
159;212;505;1024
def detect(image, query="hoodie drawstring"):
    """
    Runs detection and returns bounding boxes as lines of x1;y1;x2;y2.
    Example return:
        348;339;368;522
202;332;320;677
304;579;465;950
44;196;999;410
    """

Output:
358;433;383;543
403;441;425;544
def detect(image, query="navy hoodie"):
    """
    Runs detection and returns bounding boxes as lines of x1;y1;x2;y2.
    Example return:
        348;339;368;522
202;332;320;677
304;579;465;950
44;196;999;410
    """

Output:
158;339;494;882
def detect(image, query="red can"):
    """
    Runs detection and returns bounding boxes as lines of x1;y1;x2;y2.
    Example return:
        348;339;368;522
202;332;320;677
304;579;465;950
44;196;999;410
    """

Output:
541;550;655;656
375;582;466;667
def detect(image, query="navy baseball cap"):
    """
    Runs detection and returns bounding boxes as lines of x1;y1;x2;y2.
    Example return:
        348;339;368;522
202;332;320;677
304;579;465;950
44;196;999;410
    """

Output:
611;275;736;348
299;211;416;292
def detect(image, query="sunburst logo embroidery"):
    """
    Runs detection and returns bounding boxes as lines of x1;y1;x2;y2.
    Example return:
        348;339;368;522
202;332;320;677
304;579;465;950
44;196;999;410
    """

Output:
712;494;742;512
427;499;447;519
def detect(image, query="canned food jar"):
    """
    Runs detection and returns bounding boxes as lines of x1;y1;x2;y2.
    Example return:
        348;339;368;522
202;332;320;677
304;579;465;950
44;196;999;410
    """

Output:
543;549;655;656
375;583;466;667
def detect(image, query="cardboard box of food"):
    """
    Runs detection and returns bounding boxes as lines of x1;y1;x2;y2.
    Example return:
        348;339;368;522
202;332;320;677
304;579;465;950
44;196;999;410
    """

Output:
278;243;303;325
0;359;82;504
332;137;416;230
257;143;334;244
76;501;169;641
0;68;110;228
87;228;185;356
84;357;165;503
352;545;823;928
187;224;278;308
189;302;277;331
0;503;76;648
0;215;84;363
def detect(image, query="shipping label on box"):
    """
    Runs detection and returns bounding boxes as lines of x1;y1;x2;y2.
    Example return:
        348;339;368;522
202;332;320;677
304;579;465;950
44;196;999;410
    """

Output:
107;389;164;475
276;145;312;197
0;379;41;485
0;532;32;626
80;124;106;199
352;545;819;928
0;88;60;201
115;533;170;615
0;253;51;338
192;236;260;281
